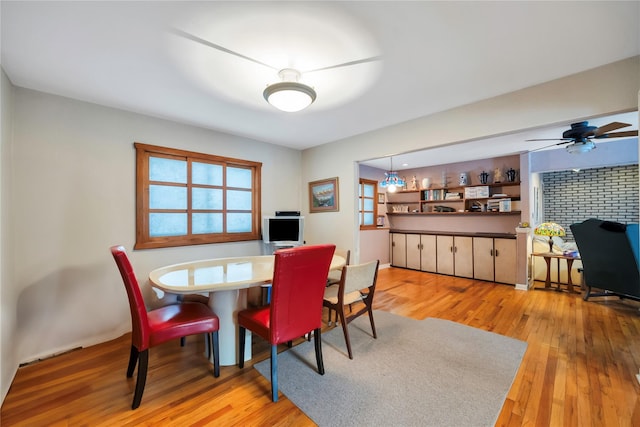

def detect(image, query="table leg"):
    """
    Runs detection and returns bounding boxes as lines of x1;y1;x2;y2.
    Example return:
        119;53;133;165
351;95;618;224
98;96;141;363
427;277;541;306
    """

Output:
209;289;252;366
566;259;576;293
544;257;552;289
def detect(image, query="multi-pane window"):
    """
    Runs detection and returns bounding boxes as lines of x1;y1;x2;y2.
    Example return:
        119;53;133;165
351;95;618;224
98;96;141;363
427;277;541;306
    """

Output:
359;178;378;229
135;143;261;249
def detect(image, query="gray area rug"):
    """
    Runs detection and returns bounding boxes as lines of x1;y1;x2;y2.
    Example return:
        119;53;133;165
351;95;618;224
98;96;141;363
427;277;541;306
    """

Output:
254;311;527;427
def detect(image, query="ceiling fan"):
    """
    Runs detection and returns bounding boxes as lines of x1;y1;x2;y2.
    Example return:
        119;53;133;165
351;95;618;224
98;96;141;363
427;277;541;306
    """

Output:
170;28;382;111
527;121;638;154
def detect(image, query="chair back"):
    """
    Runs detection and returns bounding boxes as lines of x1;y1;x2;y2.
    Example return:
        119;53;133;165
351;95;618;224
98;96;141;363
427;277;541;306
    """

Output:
111;245;150;350
336;248;351;266
270;244;336;344
571;219;640;296
341;260;379;295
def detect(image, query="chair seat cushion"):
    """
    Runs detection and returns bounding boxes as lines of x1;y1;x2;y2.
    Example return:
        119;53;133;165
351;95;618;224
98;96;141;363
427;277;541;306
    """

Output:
238;306;271;341
147;302;219;347
323;285;363;305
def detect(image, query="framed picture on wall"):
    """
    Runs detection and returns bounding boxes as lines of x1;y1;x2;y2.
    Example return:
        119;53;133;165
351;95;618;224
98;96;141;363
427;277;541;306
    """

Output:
377;193;385;204
309;177;339;213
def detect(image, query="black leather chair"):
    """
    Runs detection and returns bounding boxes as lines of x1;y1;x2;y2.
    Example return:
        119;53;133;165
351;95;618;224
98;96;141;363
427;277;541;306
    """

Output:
570;219;640;301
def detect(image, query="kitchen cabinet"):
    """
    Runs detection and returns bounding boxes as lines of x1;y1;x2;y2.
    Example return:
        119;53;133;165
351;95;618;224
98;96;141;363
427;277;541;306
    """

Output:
405;233;437;272
406;234;421;270
494;238;517;284
436;235;473;277
391;231;516;285
390;232;407;268
419;234;437;273
473;237;517;284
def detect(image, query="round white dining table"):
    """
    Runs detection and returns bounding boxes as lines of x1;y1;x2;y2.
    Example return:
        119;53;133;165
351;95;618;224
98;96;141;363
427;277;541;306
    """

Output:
149;254;345;366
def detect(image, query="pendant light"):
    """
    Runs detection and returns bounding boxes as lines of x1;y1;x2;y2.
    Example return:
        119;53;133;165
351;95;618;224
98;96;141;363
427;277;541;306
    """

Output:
379;157;405;193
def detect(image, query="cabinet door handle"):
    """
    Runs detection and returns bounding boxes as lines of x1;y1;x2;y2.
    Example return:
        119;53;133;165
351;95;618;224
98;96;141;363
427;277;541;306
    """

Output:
450;246;453;253
454;246;457;253
392;241;395;247
495;250;499;257
490;249;494;256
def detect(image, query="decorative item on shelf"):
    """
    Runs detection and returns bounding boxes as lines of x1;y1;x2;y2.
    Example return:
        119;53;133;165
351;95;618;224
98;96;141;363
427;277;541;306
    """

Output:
379;157;405;193
392;205;410;213
459;172;469;186
402;177;408;190
534;222;566;253
421;177;431;189
410;175;418;190
506;168;517;182
440;171;448;188
493;168;503;183
479;171;489;184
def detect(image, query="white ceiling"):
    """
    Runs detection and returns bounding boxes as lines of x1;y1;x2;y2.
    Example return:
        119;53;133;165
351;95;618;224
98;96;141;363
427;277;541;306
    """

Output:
360;111;639;170
1;1;639;157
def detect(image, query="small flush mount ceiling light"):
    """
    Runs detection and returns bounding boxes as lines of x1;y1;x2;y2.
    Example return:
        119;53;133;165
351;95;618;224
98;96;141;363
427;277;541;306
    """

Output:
379;157;406;193
263;69;316;112
566;140;596;154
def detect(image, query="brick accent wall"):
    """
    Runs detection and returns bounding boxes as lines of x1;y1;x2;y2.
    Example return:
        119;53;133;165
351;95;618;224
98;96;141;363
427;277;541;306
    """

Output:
542;165;639;241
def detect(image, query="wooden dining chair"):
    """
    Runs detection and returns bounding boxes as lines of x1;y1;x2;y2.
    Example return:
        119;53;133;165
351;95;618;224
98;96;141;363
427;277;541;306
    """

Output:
323;260;380;359
238;244;336;402
326;248;351;286
110;245;221;409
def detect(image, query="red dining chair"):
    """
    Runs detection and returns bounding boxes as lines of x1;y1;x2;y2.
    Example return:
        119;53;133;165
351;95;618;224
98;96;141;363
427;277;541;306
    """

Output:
238;244;336;402
110;245;220;409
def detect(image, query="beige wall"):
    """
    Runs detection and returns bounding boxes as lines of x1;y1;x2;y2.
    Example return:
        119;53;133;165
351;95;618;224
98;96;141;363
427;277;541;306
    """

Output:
6;87;302;373
301;56;639;266
1;69;16;402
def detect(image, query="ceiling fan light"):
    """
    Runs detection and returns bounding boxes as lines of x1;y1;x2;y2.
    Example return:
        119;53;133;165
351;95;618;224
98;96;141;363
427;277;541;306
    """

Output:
263;82;316;112
566;140;596;154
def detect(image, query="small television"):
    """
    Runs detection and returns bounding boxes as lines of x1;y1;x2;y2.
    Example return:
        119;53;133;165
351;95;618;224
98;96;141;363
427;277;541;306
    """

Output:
262;216;305;246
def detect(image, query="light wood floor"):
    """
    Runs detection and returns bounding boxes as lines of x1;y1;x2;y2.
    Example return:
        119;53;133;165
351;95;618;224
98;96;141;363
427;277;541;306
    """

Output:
2;268;640;426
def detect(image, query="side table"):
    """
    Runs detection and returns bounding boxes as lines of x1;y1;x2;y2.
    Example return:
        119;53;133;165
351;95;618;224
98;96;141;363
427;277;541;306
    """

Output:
532;252;581;293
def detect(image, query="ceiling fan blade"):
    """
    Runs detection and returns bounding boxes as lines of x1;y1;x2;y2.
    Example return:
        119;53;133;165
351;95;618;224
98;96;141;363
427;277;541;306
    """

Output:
590;121;631;137
305;56;382;73
525;138;571;142
530;140;572;151
170;28;277;71
593;130;638;139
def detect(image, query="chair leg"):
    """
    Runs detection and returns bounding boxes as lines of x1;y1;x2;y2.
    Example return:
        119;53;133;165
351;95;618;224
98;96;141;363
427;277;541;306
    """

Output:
270;344;278;402
338;307;354;359
131;349;148;410
313;327;325;375
126;345;138;378
368;308;378;339
211;331;220;377
238;327;246;368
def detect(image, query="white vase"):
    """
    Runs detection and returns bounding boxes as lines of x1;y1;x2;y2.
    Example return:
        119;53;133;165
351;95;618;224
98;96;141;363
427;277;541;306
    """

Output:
422;178;431;189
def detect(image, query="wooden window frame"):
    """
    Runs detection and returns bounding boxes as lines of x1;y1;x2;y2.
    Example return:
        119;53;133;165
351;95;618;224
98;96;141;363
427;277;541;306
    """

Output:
134;143;262;249
359;178;378;230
